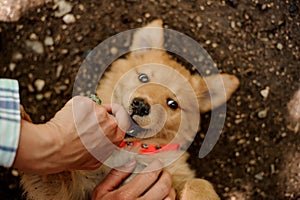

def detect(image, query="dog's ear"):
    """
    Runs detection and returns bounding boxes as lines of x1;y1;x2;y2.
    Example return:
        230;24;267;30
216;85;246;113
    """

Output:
191;74;239;113
130;19;164;52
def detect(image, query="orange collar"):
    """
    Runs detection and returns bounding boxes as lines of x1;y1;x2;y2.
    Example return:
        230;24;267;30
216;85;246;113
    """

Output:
118;141;180;154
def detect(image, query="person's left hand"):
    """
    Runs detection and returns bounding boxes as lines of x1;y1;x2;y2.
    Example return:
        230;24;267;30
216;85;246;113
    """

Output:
92;160;176;200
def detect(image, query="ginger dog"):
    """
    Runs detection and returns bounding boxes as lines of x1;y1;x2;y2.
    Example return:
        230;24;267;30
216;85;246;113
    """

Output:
21;19;239;200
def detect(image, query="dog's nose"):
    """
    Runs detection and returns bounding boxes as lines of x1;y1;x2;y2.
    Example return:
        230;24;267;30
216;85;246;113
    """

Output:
131;97;150;116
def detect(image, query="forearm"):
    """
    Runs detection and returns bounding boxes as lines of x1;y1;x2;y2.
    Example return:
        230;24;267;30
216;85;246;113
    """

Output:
13;119;60;174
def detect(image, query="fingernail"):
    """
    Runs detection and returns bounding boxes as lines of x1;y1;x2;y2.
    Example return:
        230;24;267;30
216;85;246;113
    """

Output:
147;159;163;170
124;160;136;168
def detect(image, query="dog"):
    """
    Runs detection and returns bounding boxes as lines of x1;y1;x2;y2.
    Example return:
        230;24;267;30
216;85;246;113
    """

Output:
21;19;239;200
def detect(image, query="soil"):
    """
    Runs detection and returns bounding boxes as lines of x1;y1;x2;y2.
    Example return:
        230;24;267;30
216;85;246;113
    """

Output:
0;0;299;199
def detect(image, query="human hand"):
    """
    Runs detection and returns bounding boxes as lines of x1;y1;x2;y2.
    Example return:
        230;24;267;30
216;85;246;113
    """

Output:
92;160;176;200
14;96;130;174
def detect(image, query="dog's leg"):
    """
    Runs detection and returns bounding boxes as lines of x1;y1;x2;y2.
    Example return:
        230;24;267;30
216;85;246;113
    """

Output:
179;178;220;200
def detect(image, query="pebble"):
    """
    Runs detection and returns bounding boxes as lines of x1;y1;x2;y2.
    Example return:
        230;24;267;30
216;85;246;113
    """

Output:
270;164;276;174
34;79;45;92
9;63;16;71
44;36;54;46
254;172;264;180
27;84;34;93
29;33;38;40
258;109;268;119
56;64;63;78
230;21;236;29
144;13;151;18
63;14;76;24
276;43;283;50
44;91;52;99
260;86;270;98
25;40;44;54
110;47;118;55
12;52;23;61
54;0;73;18
36;94;44;101
11;169;19;177
54;85;68;94
61;49;69;54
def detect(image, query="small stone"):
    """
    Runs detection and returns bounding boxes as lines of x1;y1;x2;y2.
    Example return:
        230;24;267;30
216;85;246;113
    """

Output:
276;43;283;50
28;84;34;92
44;36;54;46
57;85;68;91
234;119;242;124
205;40;211;45
44;91;52;99
36;94;44;101
281;132;287;137
29;33;38;40
75;35;83;42
237;139;246;145
254;172;264;180
270;164;276;174
258;109;268;119
25;40;44;54
63;14;76;24
78;4;84;11
110;47;118;55
11;169;19;177
249;159;256;165
64;78;70;84
230;21;236;29
260;86;270;98
212;43;218;48
61;49;69;54
9;63;16;71
54;0;73;18
34;79;45;92
144;13;151;18
56;64;63;78
12;52;23;61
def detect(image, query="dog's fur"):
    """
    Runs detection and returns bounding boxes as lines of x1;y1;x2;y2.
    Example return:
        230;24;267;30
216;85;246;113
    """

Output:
21;20;239;200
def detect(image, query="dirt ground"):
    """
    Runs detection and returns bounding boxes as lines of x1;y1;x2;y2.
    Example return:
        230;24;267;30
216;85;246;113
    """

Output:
0;0;299;199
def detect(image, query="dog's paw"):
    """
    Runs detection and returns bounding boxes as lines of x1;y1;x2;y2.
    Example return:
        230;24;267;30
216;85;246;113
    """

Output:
180;178;220;200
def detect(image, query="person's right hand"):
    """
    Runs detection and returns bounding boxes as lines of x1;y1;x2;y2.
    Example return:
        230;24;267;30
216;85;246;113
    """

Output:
14;96;130;174
92;160;176;200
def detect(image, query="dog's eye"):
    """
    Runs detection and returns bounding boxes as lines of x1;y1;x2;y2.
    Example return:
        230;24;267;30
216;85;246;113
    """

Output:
138;73;149;83
167;98;178;110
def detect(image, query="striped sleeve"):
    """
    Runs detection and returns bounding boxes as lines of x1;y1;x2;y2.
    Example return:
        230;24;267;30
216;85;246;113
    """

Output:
0;79;21;167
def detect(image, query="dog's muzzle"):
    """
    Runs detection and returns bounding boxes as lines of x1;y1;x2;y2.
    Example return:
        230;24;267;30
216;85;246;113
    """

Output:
130;97;150;117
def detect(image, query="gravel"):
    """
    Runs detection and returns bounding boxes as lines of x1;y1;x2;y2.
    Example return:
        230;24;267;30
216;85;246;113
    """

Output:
0;0;299;199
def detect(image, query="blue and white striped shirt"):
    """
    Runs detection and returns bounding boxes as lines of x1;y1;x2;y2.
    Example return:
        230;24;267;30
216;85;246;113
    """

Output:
0;79;20;167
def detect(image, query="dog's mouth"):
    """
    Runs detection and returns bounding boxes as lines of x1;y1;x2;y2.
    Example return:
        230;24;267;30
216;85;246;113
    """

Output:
125;117;147;138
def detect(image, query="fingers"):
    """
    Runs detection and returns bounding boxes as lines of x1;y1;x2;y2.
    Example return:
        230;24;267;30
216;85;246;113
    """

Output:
164;188;176;200
102;103;131;133
95;105;124;145
93;160;175;200
120;159;163;198
141;170;174;200
92;160;136;200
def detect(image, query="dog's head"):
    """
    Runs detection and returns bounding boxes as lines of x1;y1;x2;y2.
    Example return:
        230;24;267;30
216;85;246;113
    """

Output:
97;20;239;144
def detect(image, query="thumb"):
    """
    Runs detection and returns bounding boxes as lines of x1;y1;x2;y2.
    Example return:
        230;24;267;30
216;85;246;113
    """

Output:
101;104;131;133
92;160;136;199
